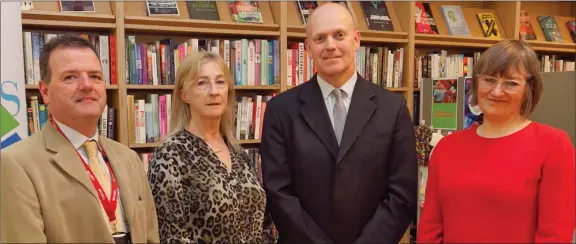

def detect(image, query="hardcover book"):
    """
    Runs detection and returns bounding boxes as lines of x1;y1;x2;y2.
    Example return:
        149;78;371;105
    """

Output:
415;2;438;34
476;13;501;38
538;16;563;42
519;10;537;40
440;5;470;36
360;1;394;31
229;1;263;24
296;1;318;25
186;1;220;21
146;1;179;16
565;20;576;43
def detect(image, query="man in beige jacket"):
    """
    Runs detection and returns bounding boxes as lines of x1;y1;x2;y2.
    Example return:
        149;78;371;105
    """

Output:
1;35;159;243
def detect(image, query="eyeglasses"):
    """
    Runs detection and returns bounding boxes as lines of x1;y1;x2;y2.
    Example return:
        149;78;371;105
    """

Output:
477;75;526;94
192;79;228;92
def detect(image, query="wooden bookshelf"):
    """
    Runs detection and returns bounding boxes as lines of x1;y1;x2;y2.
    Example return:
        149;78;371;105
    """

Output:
18;2;576;243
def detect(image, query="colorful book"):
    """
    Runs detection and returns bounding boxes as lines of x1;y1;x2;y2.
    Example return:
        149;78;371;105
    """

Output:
229;1;263;24
440;5;470;36
361;1;394;31
296;1;318;25
538;16;563;42
415;2;438;34
565;20;576;43
519;10;537;40
476;13;501;38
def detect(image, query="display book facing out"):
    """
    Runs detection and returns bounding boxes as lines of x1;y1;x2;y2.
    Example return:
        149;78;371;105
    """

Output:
16;1;576;243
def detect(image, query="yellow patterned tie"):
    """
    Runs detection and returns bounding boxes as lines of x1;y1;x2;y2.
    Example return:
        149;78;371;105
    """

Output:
83;140;111;196
82;140;127;234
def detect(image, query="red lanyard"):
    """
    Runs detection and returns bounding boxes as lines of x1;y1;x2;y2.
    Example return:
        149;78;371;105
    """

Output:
49;115;118;225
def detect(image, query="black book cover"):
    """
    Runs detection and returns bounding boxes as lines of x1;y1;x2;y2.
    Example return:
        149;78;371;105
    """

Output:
361;1;394;31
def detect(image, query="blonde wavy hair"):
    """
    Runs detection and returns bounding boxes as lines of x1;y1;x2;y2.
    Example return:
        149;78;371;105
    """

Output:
169;51;240;152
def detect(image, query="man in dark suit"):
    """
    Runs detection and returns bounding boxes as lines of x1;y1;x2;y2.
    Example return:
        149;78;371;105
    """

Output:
260;3;418;243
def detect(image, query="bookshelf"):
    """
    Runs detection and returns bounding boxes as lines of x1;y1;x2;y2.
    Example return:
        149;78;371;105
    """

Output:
18;1;576;243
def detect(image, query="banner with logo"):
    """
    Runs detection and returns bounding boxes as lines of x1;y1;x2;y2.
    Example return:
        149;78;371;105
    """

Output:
1;1;28;149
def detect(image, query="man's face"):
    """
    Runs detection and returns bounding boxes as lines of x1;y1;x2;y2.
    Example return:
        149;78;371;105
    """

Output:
39;47;106;123
305;6;360;81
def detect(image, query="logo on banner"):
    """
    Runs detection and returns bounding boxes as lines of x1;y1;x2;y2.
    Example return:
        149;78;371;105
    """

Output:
1;80;24;149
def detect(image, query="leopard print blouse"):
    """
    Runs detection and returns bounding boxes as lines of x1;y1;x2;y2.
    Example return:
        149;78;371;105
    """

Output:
147;130;275;243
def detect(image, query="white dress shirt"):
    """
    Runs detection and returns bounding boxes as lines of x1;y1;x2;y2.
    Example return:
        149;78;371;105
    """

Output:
317;72;357;129
53;119;128;233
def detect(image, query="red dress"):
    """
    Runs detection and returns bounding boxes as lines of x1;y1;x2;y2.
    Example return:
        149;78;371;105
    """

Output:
417;122;575;243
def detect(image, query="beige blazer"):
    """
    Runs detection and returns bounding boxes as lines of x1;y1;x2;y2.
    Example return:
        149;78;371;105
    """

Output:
1;122;159;243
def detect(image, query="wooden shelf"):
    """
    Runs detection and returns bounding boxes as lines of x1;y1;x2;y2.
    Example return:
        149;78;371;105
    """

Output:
124;16;280;37
525;41;576;54
125;84;175;90
125;85;281;90
25;84;119;90
130;139;261;148
286;25;409;44
21;11;115;30
415;34;503;48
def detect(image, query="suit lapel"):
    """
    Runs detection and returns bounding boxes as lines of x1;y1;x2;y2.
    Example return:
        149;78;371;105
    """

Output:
44;122;99;201
99;138;136;234
337;77;376;162
299;76;339;160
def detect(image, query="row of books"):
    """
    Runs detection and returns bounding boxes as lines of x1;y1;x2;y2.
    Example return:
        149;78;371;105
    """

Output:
416;1;576;42
127;94;171;144
126;93;274;144
414;50;481;88
125;36;281;86
26;96;115;139
21;32;116;85
541;55;576;72
287;42;405;88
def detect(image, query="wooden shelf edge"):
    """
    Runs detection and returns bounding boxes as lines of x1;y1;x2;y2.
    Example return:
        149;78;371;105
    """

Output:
21;10;115;23
526;41;576;54
235;85;281;90
287;25;409;44
130;139;261;148
22;19;116;30
415;34;503;48
125;16;279;32
125;84;280;90
25;84;118;90
125;24;280;37
126;84;174;90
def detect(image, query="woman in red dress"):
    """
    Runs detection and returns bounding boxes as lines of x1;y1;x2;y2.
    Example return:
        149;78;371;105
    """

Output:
417;39;575;243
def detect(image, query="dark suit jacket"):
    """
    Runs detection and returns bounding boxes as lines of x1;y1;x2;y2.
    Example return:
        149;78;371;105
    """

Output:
261;74;418;243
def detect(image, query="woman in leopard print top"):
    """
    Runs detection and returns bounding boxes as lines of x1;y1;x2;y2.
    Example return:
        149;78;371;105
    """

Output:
147;52;275;243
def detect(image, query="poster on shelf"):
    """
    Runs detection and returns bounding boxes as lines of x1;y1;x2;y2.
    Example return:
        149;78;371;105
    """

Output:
1;1;28;149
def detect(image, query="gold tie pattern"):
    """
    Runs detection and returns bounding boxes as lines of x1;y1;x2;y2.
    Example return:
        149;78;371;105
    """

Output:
82;140;126;234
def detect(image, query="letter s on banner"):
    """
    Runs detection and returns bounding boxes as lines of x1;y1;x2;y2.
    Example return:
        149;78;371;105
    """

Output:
1;1;28;149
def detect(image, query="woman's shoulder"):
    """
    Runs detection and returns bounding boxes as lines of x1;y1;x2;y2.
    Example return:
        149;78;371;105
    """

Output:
528;122;574;147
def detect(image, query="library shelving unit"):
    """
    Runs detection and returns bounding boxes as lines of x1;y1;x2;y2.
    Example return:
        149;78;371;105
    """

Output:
19;1;576;243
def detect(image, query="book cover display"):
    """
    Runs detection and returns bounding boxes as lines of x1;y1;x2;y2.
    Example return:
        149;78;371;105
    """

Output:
296;1;318;25
229;1;263;24
146;1;179;16
440;5;470;36
59;1;95;12
538;16;563;42
476;13;500;38
431;78;458;130
415;2;439;34
463;77;483;129
186;1;220;21
519;10;537;40
566;20;576;43
360;1;394;31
